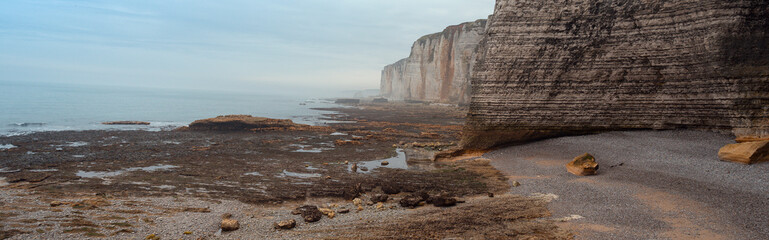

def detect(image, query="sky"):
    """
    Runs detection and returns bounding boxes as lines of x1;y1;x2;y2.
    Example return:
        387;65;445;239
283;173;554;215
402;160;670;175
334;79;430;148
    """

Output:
0;0;494;93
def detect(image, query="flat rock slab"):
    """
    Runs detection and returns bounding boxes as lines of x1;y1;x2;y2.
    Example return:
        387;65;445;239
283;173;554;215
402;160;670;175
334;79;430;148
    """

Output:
719;141;769;164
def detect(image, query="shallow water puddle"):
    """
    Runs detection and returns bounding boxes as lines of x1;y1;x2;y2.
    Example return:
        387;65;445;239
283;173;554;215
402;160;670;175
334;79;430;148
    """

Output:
60;141;89;147
0;144;17;150
280;170;322;178
30;169;58;172
349;148;411;173
76;164;179;178
244;172;263;176
330;132;348;136
289;144;334;153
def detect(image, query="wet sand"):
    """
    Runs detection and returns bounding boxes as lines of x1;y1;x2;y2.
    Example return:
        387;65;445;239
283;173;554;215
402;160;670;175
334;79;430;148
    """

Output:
486;130;769;240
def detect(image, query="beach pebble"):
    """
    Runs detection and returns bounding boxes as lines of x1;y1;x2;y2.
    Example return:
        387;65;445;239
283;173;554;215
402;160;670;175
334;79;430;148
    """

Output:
566;153;599;176
371;194;389;203
221;215;240;231
512;181;521;187
381;161;389;166
273;219;296;230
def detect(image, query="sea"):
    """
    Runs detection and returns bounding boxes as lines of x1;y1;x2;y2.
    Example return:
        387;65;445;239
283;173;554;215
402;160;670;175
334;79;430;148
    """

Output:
0;81;344;137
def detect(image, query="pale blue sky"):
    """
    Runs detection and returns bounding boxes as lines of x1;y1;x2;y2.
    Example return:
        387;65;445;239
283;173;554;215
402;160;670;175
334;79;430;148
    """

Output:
0;0;493;93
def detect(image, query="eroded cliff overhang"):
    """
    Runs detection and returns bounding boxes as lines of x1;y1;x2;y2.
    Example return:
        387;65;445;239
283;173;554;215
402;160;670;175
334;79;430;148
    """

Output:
463;0;769;149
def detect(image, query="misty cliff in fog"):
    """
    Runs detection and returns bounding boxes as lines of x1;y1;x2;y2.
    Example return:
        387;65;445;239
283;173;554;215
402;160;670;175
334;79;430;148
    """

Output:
380;19;487;104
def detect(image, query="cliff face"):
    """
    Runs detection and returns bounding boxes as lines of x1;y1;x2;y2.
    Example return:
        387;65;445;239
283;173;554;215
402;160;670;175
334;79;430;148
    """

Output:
464;0;769;149
381;19;487;104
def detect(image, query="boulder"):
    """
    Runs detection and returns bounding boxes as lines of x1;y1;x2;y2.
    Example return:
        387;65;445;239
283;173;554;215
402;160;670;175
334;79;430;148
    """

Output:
220;214;239;231
718;141;769;164
427;193;458;207
399;192;429;209
381;183;401;195
294;205;323;223
371;194;389;203
566;153;599;176
273;219;296;230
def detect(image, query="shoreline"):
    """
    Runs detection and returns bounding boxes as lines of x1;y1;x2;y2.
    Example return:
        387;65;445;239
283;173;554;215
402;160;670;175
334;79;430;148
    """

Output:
1;103;570;239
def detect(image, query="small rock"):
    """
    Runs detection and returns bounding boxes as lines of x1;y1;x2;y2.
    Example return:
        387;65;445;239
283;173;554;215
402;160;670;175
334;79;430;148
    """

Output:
357;205;364;211
376;202;385;210
399;192;429;208
359;166;369;172
366;200;375;206
319;208;336;219
566;153;599;176
337;208;350;214
487;192;495;198
183;231;192;235
512;181;521;187
344;161;349;164
429;195;458;207
351;163;358;172
273;219;296;230
145;234;160;240
294;205;323;222
352;198;363;206
381;161;389;166
50;201;64;207
371;194;389;203
221;218;239;231
381;183;401;195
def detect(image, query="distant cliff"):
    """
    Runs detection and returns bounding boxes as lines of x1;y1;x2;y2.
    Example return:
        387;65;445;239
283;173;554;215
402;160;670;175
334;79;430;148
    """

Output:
381;19;487;104
463;0;769;149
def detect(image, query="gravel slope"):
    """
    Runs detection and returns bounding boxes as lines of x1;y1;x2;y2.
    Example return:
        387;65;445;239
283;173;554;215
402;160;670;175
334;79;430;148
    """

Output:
486;130;769;240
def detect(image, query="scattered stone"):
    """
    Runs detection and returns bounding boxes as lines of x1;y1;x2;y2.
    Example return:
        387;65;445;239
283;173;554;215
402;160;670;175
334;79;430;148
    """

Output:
352;198;363;206
512;181;521;187
487;192;495;198
220;214;240;231
183;231;192;235
399;192;429;208
337;208;350;214
381;161;390;166
351;163;358;172
344;161;349;164
566;153;599;176
319;208;336;219
381;183;401;195
371;194;389;203
273;219;296;230
718;141;769;164
356;205;364;211
335;140;363;146
359;166;369;172
50;201;65;207
428;195;458;207
294;205;323;222
145;234;160;240
376;202;385;210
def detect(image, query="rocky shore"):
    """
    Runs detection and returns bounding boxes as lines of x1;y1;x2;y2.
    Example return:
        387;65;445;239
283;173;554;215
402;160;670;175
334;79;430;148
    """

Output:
0;103;571;239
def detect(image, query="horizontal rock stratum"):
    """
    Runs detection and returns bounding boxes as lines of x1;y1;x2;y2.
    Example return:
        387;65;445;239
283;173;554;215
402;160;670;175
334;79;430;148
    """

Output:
381;19;487;104
462;0;769;149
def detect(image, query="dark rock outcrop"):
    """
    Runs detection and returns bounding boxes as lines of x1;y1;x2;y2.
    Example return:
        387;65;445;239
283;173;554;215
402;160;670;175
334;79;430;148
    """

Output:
187;115;307;131
463;0;769;149
381;19;488;104
102;121;150;125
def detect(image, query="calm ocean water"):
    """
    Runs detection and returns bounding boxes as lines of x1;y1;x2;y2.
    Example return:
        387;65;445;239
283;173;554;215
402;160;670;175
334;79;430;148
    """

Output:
0;81;341;136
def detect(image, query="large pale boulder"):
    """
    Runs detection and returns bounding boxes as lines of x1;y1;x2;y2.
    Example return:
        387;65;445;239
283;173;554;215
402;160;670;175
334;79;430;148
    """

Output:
718;141;769;164
566;153;599;176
